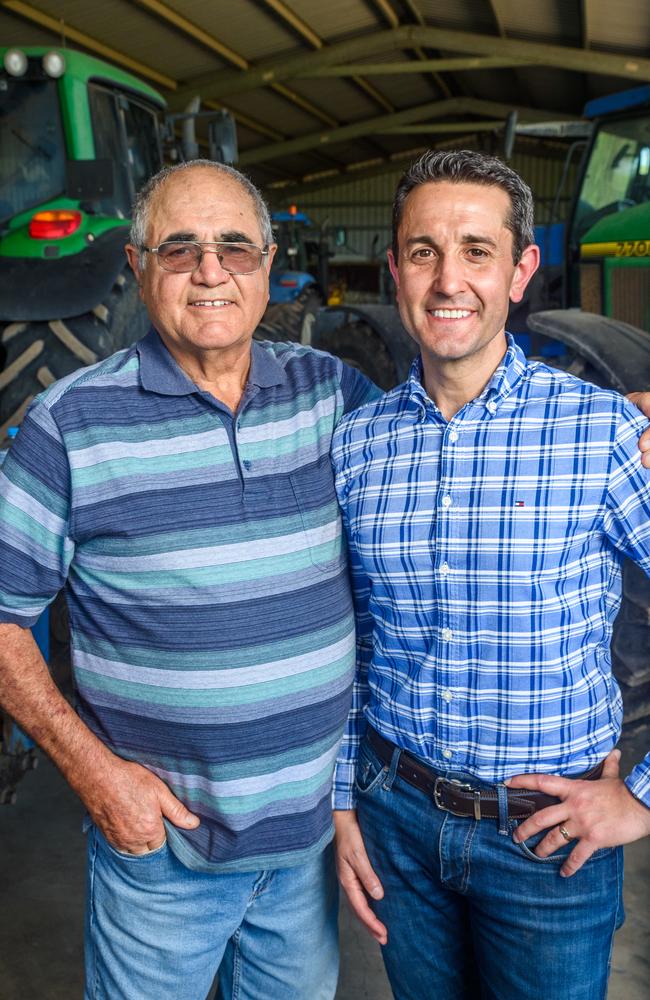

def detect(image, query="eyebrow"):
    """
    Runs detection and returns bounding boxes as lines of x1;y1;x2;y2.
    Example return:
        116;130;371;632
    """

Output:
159;230;259;245
161;231;197;243
406;233;498;249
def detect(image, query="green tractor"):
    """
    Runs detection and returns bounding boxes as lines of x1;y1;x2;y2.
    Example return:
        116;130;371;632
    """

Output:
0;45;236;441
0;45;238;803
526;86;650;724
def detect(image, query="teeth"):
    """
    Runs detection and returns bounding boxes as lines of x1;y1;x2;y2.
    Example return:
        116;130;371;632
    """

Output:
430;309;472;319
192;300;231;307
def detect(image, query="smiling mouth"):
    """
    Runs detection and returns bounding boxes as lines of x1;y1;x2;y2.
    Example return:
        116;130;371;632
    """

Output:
190;299;233;308
428;308;474;319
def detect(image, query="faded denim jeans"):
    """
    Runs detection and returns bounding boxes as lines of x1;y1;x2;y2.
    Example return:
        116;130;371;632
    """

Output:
84;825;338;1000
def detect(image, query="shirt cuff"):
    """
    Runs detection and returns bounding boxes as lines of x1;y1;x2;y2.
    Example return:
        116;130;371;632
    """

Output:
332;761;358;810
625;756;650;809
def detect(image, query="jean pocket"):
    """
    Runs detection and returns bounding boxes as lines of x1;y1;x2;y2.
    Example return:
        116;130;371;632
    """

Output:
514;826;614;865
98;829;168;863
355;743;388;796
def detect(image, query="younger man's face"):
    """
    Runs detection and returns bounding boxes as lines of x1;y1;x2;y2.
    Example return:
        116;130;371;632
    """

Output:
388;180;538;372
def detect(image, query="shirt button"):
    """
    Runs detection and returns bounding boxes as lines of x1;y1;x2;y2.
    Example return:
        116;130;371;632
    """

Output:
440;561;449;576
486;400;497;414
448;429;459;443
441;627;453;641
442;749;453;760
442;689;453;703
441;495;452;508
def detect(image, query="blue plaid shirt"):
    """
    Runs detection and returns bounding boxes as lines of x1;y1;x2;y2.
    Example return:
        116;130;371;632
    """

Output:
332;336;650;810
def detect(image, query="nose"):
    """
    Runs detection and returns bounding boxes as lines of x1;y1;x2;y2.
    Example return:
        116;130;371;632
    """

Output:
431;253;466;297
192;248;231;285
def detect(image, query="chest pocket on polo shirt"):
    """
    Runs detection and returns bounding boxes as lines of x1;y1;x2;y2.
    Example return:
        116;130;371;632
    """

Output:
288;455;343;576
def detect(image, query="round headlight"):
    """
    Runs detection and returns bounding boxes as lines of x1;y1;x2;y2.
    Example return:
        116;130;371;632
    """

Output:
3;49;28;77
42;50;66;78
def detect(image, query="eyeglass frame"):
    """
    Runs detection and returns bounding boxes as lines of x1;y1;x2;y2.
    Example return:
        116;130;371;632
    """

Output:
140;240;271;275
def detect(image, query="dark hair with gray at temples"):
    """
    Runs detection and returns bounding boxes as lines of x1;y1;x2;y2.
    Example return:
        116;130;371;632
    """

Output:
391;149;535;264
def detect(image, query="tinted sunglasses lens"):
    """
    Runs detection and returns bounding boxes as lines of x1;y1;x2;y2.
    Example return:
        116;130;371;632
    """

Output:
157;243;202;271
219;245;262;273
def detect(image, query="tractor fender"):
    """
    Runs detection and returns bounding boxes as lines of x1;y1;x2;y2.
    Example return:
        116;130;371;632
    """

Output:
313;304;416;385
527;309;650;393
0;227;131;323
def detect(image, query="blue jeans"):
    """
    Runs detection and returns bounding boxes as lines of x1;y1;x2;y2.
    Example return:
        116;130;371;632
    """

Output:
84;826;338;1000
355;737;624;1000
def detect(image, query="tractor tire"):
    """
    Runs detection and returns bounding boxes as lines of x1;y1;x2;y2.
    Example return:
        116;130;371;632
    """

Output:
320;320;398;390
256;288;321;345
0;267;149;442
532;336;650;725
0;711;38;806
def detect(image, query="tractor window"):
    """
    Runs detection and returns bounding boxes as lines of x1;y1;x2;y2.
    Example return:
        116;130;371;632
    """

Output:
0;77;65;224
122;100;162;194
88;84;132;218
573;114;650;241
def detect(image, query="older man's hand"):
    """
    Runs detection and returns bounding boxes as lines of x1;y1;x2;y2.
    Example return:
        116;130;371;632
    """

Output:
334;809;388;944
507;749;650;877
85;753;200;854
628;392;650;467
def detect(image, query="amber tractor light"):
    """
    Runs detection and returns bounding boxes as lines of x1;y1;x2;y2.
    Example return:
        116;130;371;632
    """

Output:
29;210;83;239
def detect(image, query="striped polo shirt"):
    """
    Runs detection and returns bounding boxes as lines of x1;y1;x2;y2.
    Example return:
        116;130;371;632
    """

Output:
0;329;377;871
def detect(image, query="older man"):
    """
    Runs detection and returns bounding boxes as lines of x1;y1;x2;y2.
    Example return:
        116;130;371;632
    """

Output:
332;150;650;1000
0;160;376;1000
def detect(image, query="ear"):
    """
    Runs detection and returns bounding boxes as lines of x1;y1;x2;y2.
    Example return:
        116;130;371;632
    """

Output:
509;244;540;304
125;244;144;296
387;249;400;299
265;243;278;272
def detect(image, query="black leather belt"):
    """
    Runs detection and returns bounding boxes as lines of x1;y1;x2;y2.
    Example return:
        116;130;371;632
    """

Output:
366;726;604;821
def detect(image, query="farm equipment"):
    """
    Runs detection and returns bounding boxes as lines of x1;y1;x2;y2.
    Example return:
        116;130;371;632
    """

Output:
257;207;328;345
0;45;235;442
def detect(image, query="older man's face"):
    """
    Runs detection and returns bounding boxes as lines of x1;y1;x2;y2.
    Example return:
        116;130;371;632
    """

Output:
128;168;275;367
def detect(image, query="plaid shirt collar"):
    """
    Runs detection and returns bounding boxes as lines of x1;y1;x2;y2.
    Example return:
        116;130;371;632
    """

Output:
406;333;528;420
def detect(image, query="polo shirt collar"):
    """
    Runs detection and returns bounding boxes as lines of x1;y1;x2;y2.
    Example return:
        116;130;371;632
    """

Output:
137;328;286;395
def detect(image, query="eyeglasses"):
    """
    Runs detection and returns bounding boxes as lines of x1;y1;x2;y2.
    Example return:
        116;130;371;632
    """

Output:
142;241;269;274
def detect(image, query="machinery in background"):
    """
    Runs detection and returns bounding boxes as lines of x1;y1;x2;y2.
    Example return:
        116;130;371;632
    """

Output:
312;87;650;719
257;207;328;345
0;45;236;442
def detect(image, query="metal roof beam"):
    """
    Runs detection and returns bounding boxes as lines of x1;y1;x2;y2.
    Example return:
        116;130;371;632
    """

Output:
132;0;248;68
132;0;337;127
296;56;529;77
379;121;505;134
368;0;400;29
174;25;650;105
1;0;176;89
239;96;576;167
257;0;394;115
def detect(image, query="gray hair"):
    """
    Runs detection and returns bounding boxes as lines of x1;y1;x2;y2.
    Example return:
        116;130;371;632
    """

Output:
129;159;274;269
392;149;535;264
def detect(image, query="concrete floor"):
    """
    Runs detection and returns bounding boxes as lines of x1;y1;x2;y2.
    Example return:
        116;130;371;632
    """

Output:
1;725;648;999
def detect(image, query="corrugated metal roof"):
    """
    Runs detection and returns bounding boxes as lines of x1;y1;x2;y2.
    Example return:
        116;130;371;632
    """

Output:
3;0;650;196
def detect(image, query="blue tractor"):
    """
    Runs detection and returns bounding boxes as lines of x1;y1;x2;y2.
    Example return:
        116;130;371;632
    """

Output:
257;208;327;345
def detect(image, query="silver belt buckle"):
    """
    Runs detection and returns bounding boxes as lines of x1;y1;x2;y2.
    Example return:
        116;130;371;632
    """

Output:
433;778;482;820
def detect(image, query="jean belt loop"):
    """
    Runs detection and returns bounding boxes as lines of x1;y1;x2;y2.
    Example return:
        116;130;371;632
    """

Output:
496;783;509;835
383;745;401;791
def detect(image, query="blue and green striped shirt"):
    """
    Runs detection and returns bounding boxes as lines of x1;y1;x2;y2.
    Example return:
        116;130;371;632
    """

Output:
0;329;377;871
